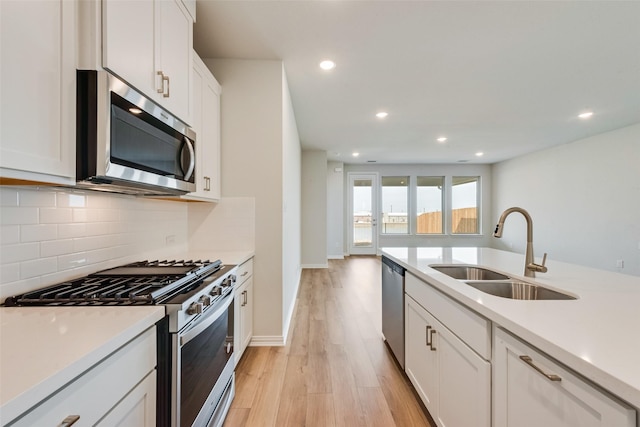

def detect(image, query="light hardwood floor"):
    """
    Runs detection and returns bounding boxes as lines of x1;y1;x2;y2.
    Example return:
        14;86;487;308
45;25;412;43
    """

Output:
224;256;434;427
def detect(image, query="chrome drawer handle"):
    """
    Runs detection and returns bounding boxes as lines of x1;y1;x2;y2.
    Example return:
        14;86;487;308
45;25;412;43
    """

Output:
425;325;436;351
240;271;248;277
519;355;562;382
57;415;80;427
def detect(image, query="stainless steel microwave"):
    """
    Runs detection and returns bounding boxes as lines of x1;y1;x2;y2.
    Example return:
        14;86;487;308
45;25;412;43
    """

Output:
76;70;196;196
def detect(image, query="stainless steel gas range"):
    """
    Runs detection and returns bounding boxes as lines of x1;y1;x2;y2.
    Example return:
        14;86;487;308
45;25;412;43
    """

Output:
5;259;237;427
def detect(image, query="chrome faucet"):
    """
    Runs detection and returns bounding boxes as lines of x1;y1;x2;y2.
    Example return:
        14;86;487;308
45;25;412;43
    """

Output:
494;207;547;278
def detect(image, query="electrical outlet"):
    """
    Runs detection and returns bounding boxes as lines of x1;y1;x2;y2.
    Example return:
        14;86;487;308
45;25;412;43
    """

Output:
616;259;624;268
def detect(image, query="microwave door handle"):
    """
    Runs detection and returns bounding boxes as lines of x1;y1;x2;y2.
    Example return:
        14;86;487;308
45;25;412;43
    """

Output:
181;136;195;181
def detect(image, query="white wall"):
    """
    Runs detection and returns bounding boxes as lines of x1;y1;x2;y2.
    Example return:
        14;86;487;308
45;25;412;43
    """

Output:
188;197;255;252
281;67;302;340
492;123;640;276
0;187;189;301
344;163;493;251
327;161;344;259
301;150;328;267
205;58;302;344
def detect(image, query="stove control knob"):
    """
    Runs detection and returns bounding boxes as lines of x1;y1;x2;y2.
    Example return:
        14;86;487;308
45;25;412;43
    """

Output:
222;276;235;288
199;295;211;306
186;302;203;315
210;286;222;296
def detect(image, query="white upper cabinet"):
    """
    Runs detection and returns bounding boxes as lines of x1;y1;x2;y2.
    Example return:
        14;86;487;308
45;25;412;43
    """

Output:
0;0;76;184
102;0;193;123
183;54;221;202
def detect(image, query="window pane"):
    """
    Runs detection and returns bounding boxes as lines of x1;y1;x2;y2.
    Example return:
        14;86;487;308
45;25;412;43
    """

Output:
381;176;408;234
353;179;373;247
416;176;443;234
452;177;479;234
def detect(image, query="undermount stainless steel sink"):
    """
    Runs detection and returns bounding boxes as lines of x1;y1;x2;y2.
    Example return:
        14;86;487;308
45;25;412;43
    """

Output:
464;280;576;300
430;265;510;281
429;264;577;300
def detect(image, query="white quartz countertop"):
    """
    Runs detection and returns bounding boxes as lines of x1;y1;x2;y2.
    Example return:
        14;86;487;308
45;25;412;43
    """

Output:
381;247;640;409
0;306;164;425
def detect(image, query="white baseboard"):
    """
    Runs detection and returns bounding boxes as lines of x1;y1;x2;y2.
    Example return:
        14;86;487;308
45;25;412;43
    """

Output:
249;335;286;347
282;266;302;345
300;263;328;269
327;255;344;260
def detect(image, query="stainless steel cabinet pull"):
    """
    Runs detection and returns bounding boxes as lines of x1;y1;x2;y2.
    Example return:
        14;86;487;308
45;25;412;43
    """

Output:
156;71;165;94
240;271;248;277
242;290;248;306
429;329;436;351
426;325;431;346
519;355;562;382
164;74;170;98
204;176;211;191
57;415;80;427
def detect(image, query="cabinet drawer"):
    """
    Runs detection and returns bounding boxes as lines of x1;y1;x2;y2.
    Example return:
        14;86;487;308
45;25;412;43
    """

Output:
494;327;636;427
237;258;253;285
11;327;157;427
406;272;490;359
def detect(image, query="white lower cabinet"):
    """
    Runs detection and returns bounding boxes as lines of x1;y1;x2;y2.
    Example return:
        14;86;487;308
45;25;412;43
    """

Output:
405;295;491;427
234;258;254;365
494;327;636;427
10;327;157;427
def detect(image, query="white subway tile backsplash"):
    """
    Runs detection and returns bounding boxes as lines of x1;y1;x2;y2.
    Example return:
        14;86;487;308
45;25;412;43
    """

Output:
21;224;57;242
40;239;74;257
0;262;20;283
1;242;39;263
40;207;73;224
56;192;86;208
20;257;57;279
1;225;20;244
1;207;38;225
19;190;56;207
58;223;86;239
1;187;191;299
1;188;19;207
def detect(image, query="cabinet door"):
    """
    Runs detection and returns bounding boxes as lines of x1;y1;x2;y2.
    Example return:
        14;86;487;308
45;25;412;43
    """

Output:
435;316;490;427
405;296;438;415
240;276;254;351
0;0;75;184
201;64;221;200
156;0;192;121
183;54;220;202
102;0;155;96
234;279;248;366
494;328;636;427
97;372;156;427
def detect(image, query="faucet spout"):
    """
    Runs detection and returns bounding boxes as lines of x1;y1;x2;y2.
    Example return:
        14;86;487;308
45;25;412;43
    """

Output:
494;207;546;278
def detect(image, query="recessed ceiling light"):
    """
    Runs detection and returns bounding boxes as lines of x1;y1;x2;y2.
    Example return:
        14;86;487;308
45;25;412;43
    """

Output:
319;60;336;70
578;111;594;119
475;152;484;157
352;152;360;157
376;112;388;119
437;137;447;143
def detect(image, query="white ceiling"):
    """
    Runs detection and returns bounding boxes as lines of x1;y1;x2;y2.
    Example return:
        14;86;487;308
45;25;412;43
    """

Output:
193;1;640;165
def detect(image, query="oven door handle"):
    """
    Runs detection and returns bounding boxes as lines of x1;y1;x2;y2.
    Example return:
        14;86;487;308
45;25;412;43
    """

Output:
180;294;233;346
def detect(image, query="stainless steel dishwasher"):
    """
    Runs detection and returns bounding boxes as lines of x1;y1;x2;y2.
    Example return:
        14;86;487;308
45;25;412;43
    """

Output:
381;255;405;368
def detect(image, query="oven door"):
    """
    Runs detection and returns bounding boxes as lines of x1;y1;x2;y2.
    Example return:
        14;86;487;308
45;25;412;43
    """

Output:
174;293;234;427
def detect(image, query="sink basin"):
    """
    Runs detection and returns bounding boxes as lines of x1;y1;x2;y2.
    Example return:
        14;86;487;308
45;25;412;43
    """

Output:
430;265;510;281
464;280;576;300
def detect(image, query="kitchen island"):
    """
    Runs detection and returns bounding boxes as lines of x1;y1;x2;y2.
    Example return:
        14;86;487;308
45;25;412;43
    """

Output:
381;247;640;421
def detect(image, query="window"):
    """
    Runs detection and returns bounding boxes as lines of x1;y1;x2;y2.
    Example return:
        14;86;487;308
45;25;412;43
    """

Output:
381;176;409;234
451;176;479;234
416;176;444;234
